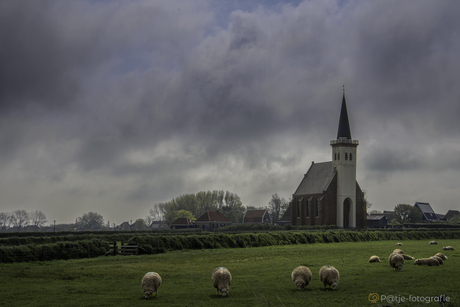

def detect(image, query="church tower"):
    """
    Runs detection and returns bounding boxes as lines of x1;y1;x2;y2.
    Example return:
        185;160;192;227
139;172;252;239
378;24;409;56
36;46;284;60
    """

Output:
330;87;359;228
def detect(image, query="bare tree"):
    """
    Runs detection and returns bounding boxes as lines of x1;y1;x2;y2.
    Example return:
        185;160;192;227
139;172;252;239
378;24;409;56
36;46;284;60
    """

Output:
0;212;11;230
10;210;30;230
30;210;47;227
268;193;289;225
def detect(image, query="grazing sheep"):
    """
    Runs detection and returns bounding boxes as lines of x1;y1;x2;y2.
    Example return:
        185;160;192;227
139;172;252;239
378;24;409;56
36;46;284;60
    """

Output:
291;266;312;291
435;253;448;260
414;258;440;266
442;246;454;251
393;249;404;254
396;243;403;246
319;266;339;290
141;272;162;299
431;256;443;265
389;253;404;272
212;267;232;297
369;256;381;263
429;241;438;245
402;254;415;260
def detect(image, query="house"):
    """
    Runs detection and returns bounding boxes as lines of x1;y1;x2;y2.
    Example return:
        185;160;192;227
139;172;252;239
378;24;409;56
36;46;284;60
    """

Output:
170;218;195;229
367;215;387;228
289;89;367;228
382;210;394;223
243;210;271;224
413;202;439;222
149;221;169;229
444;210;460;221
194;211;231;230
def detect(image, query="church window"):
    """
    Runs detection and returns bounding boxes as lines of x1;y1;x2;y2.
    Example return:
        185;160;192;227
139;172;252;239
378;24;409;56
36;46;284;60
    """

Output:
350;153;353;161
338;153;340;160
306;197;312;218
334;153;336;160
345;153;348;160
316;198;320;218
297;198;302;218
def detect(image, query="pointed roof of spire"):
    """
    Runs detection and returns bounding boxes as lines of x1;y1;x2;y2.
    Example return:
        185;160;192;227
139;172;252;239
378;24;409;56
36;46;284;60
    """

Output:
336;87;352;140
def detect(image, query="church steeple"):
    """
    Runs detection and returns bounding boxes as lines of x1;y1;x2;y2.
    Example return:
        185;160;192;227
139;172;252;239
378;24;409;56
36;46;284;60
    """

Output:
337;87;352;140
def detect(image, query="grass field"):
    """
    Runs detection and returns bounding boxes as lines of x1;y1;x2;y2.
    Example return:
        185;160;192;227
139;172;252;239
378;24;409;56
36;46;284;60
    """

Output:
0;239;459;307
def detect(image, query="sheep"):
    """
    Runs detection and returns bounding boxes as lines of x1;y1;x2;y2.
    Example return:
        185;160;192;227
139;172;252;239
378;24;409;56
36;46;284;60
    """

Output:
395;242;403;246
414;258;440;266
402;254;415;260
319;266;339;290
429;241;438;245
141;272;162;299
393;249;404;254
435;253;448;260
431;256;443;265
389;253;404;272
212;267;232;297
369;256;381;263
291;266;312;291
442;246;454;251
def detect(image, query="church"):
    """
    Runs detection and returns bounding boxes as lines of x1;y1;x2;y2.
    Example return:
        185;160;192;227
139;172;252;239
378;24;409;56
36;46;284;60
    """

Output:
289;89;367;228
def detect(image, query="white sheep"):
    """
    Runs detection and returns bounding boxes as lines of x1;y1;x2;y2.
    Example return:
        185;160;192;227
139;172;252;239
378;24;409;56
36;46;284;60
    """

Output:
368;256;381;263
395;242;403;246
429;241;438;245
435;253;448;260
393;249;404;254
291;266;312;290
389;253;404;272
141;272;162;299
442;246;454;250
212;267;232;297
414;258;439;266
319;266;339;290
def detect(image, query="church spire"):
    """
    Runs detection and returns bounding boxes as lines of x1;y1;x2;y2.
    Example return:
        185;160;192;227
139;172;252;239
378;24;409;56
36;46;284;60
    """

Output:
336;86;352;140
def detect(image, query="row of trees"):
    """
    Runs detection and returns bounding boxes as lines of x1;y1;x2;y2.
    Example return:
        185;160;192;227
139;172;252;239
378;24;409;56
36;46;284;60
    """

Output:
146;190;290;226
0;210;48;230
0;191;291;232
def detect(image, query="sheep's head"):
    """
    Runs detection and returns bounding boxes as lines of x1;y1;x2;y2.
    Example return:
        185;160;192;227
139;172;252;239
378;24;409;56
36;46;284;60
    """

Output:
143;291;153;299
396;264;403;272
295;281;306;291
220;288;229;297
331;282;338;290
414;259;420;265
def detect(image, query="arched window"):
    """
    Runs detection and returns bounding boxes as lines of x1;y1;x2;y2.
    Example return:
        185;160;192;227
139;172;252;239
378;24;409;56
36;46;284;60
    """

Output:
316;198;320;218
297;199;301;218
350;153;353;161
334;153;337;160
338;153;340;160
345;153;348;160
306;198;311;218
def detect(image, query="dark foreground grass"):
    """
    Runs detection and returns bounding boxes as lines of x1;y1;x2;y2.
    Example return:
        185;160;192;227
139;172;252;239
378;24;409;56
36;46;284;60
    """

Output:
0;239;459;307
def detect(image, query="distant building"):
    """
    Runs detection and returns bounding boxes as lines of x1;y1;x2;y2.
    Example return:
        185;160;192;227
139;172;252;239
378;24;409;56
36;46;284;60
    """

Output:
444;210;460;221
414;202;439;222
367;215;387;228
194;211;232;230
289;89;367;228
382;210;394;223
243;210;271;224
149;221;169;229
171;218;195;229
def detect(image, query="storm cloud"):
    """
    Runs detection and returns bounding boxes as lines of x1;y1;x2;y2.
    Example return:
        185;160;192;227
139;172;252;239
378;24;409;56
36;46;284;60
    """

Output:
1;0;460;224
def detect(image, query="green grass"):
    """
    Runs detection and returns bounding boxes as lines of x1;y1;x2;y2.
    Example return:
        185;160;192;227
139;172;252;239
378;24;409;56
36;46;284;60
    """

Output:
0;239;459;307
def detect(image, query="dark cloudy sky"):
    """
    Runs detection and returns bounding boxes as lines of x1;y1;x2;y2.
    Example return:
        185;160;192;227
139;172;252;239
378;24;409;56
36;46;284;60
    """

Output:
1;0;460;225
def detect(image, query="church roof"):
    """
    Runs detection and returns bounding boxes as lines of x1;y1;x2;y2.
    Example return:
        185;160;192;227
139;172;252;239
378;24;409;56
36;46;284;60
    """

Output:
243;210;269;223
414;202;439;221
337;94;352;139
294;161;336;196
